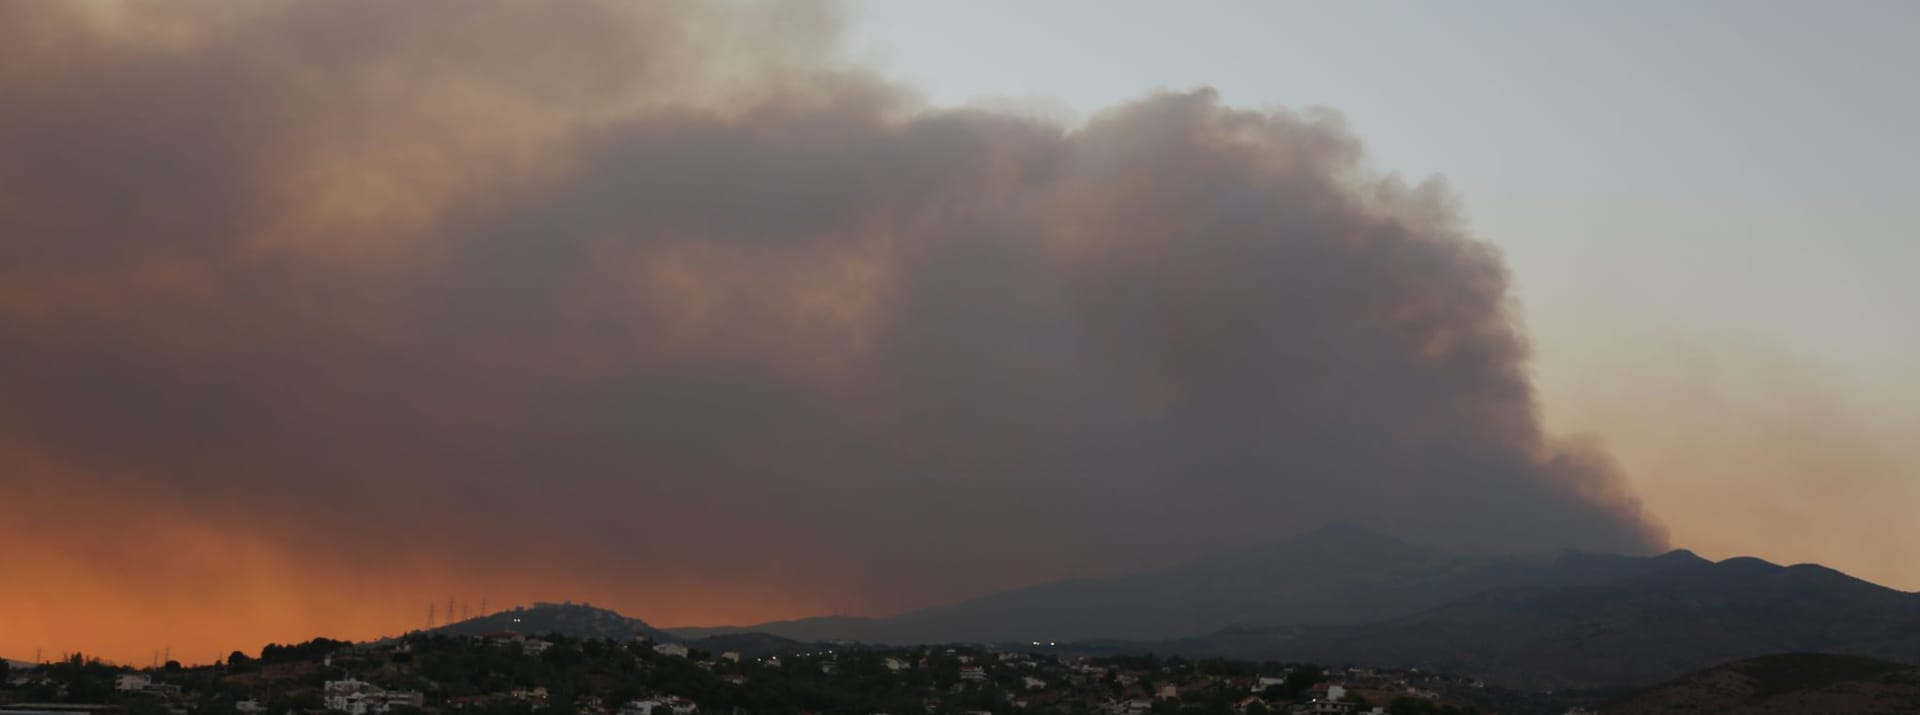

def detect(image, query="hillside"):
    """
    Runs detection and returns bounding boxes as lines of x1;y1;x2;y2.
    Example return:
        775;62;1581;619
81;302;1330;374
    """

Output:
473;530;1920;693
2;633;1519;715
680;632;817;659
670;616;888;644
430;602;677;643
1601;653;1920;713
1168;556;1920;690
671;523;1700;644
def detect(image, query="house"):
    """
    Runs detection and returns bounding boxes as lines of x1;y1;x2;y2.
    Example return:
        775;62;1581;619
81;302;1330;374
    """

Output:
115;674;151;692
325;680;376;696
523;639;553;656
884;658;907;672
235;701;266;715
620;699;663;715
1253;677;1286;693
718;652;740;663
1298;700;1352;715
383;691;425;710
652;643;688;658
479;632;524;647
620;698;694;715
1022;677;1047;691
959;665;986;681
1155;684;1178;700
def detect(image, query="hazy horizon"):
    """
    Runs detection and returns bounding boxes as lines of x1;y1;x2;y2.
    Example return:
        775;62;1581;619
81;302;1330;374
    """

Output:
3;0;1913;666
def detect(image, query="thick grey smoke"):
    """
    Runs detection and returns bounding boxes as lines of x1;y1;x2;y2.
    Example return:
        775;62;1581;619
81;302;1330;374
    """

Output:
0;0;1662;634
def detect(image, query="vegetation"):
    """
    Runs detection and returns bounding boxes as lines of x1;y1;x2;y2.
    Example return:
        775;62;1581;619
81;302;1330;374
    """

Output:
1;635;1514;715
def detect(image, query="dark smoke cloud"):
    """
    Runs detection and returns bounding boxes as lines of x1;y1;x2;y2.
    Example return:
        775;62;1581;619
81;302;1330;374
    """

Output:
0;0;1662;637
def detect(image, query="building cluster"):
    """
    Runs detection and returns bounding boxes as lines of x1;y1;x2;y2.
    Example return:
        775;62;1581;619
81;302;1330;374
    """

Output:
0;633;1504;715
322;680;425;715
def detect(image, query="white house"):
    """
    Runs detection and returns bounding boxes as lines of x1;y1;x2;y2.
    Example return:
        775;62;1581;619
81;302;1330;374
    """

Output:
621;697;696;715
1022;677;1047;691
652;643;689;658
384;691;425;710
116;674;152;692
1301;700;1352;715
325;680;383;715
621;699;664;715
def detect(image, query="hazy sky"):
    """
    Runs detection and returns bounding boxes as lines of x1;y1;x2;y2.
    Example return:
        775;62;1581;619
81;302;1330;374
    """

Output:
850;0;1920;588
2;1;1914;666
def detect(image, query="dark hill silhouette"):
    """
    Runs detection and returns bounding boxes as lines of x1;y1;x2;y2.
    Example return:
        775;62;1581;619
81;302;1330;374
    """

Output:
682;632;817;659
500;525;1920;693
1601;653;1920;713
431;601;677;643
1165;555;1920;690
671;523;1699;644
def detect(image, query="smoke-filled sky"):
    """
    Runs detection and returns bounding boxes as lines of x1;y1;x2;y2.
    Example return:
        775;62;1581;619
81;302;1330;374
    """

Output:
2;1;1910;665
847;0;1920;603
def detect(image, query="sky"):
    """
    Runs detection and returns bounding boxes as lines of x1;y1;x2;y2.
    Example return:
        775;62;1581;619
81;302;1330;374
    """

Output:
1;0;1913;666
853;0;1920;587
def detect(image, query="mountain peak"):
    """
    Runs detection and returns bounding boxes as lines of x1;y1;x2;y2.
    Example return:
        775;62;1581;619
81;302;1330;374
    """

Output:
431;601;676;642
1655;548;1709;565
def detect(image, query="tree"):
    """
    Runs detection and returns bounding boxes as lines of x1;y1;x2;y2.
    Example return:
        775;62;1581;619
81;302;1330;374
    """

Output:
228;651;258;673
1280;665;1324;699
1389;696;1455;715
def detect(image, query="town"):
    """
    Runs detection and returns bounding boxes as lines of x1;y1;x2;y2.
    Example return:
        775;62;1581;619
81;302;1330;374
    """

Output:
1;633;1512;715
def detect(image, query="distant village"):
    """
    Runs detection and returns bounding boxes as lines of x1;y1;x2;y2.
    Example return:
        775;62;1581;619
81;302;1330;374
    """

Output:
0;631;1526;715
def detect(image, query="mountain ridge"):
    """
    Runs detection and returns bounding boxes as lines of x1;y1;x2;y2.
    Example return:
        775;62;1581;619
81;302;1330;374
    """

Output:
668;522;1705;644
1155;553;1920;689
663;524;1920;690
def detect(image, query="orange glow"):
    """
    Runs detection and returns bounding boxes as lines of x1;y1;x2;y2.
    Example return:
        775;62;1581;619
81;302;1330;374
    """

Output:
0;476;823;665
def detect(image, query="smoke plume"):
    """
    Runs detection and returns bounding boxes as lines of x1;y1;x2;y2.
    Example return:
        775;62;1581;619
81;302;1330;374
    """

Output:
0;0;1663;662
